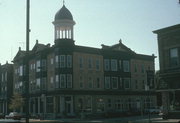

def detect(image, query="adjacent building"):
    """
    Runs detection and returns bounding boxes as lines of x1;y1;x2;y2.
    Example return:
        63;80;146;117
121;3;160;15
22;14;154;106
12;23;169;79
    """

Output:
0;62;13;114
3;3;156;118
153;24;180;113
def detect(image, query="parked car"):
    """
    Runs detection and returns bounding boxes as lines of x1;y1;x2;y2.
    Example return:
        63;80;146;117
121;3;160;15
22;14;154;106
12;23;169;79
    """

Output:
5;112;22;120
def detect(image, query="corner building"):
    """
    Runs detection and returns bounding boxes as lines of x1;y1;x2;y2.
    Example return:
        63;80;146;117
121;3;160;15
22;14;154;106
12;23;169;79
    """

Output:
13;4;156;118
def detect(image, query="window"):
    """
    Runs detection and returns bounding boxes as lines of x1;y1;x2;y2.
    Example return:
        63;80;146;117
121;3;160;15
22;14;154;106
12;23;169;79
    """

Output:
115;99;123;110
141;65;144;73
142;80;145;89
30;64;33;70
79;76;84;88
124;78;131;89
119;78;123;89
111;59;117;71
119;60;122;70
96;77;101;88
36;78;40;90
105;76;110;89
30;81;33;92
46;97;53;113
41;77;46;90
50;77;54;88
88;77;93;88
107;99;112;108
1;73;3;81
55;75;59;88
79;57;83;69
96;59;100;71
112;77;118;89
123;60;130;72
60;74;66;88
170;48;179;67
135;80;138;89
5;72;7;81
60;55;66;68
78;98;83;111
85;96;92;112
134;64;137;72
36;60;41;72
67;55;72;68
41;59;46;71
55;55;59;68
104;59;110;71
88;58;93;69
67;74;72;88
19;65;23;76
50;58;54;65
97;98;105;112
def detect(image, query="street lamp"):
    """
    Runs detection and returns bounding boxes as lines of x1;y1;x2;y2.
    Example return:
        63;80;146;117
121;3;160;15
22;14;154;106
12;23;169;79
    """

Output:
25;0;30;123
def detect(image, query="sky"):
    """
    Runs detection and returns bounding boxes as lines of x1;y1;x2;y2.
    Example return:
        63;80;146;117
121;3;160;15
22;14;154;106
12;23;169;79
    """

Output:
0;0;180;70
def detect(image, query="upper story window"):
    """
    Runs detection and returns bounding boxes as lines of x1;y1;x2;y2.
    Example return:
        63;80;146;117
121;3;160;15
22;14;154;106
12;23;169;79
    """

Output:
104;76;110;89
170;48;179;67
134;64;137;72
60;74;66;88
41;77;46;90
104;59;110;71
1;73;4;82
88;58;93;69
135;80;138;89
141;65;144;73
36;60;41;72
55;75;59;88
88;77;93;89
119;60;122;70
96;77;101;89
111;59;117;71
79;76;84;88
55;55;59;68
5;72;7;81
60;55;66;68
67;55;72;68
50;77;54;89
96;59;100;71
123;60;130;72
79;57;84;69
50;58;54;65
112;77;118;89
124;78;131;89
67;74;72;88
36;78;40;90
41;59;46;71
19;65;23;76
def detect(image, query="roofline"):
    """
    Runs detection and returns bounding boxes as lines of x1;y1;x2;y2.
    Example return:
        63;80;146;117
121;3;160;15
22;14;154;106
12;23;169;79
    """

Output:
153;24;180;34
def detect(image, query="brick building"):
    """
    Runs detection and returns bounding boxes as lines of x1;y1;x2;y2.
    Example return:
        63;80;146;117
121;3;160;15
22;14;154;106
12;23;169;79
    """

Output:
0;62;13;114
153;24;180;113
11;4;156;118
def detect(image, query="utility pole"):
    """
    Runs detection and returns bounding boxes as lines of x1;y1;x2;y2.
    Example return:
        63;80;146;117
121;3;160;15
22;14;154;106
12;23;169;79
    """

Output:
25;0;30;123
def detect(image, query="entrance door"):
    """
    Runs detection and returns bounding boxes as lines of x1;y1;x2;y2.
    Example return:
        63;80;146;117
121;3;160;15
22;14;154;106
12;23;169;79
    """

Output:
66;101;71;115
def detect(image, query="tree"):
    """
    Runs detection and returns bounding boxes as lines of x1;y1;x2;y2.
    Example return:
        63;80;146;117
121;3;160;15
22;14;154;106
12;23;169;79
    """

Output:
9;93;24;112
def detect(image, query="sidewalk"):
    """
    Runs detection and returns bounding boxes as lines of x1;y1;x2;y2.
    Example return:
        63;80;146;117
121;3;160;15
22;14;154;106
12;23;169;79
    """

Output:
19;115;180;123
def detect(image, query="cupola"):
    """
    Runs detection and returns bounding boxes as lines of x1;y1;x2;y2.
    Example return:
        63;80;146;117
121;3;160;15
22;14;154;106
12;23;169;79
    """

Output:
52;1;75;40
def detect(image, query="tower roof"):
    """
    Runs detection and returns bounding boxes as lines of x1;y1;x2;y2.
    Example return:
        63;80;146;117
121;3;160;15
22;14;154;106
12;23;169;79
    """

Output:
55;5;73;21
